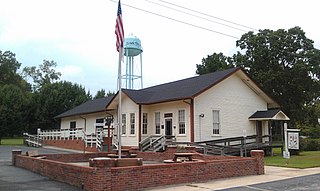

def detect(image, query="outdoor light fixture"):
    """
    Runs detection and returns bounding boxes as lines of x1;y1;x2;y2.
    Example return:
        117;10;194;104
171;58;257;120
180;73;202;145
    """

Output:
199;113;205;118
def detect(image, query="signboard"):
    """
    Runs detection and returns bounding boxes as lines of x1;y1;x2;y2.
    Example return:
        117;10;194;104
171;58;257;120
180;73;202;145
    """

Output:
288;132;299;150
283;123;300;159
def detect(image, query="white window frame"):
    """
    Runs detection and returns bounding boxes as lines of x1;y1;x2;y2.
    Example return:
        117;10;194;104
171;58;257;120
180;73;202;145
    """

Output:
142;113;148;135
212;110;220;135
155;112;160;134
122;114;126;135
130;113;135;135
178;110;186;135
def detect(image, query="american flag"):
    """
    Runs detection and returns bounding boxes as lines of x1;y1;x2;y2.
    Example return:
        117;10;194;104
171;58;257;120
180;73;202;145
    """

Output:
115;0;124;52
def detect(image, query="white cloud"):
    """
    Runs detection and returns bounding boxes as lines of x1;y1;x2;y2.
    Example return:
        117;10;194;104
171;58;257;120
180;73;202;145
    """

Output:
57;65;83;77
0;0;319;95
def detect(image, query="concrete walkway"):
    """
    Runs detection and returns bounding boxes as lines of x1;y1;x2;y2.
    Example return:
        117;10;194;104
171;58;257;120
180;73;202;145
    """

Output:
148;166;320;190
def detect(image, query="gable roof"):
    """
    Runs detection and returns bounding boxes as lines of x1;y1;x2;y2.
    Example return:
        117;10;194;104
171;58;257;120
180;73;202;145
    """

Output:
122;67;240;104
249;109;290;121
55;96;114;118
57;67;280;118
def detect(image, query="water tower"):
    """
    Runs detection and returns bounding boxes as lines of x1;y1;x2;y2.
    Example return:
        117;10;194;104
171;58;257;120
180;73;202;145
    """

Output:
122;35;143;89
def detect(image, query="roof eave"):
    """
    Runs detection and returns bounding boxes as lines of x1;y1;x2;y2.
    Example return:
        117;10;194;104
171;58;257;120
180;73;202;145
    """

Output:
55;109;107;119
139;97;193;105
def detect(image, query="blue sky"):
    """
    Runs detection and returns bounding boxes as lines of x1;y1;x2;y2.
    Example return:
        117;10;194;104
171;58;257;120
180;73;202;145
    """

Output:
1;0;319;95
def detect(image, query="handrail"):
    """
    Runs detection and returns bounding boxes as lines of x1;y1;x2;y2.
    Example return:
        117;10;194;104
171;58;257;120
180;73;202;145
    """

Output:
23;133;43;147
139;135;166;152
172;134;272;156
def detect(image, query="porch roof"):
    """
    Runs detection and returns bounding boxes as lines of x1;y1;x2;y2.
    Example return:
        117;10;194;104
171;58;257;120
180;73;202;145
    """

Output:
248;109;290;121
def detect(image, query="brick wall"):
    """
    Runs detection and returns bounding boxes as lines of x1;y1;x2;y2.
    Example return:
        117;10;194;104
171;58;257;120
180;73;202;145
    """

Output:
43;139;99;152
14;155;92;189
110;158;258;190
13;149;265;191
45;153;108;162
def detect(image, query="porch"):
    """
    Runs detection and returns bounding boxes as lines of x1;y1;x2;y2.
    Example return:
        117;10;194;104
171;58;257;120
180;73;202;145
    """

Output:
24;127;118;152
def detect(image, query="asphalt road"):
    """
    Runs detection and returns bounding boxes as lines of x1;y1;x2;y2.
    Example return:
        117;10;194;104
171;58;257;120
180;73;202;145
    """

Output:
0;145;81;191
220;173;320;191
1;145;319;191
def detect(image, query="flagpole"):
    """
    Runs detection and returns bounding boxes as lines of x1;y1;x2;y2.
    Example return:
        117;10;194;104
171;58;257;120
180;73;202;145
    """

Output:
118;47;122;159
115;0;124;159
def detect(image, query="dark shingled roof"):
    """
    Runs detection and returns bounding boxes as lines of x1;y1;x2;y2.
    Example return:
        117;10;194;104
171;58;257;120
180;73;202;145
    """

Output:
56;67;243;118
248;109;282;119
123;67;239;104
55;96;114;118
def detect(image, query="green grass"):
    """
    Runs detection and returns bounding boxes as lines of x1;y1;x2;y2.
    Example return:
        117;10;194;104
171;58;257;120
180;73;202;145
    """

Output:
0;138;24;145
265;148;320;169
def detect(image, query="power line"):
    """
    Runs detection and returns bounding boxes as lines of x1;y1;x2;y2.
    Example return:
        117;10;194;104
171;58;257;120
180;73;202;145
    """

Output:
159;0;259;32
109;0;239;39
144;0;248;33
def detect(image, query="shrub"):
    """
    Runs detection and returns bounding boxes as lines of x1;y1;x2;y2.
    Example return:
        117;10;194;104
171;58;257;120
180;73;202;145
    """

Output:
300;138;320;151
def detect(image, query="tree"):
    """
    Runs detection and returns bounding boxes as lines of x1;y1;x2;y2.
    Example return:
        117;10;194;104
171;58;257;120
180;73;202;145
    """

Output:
233;26;320;126
94;89;106;99
0;84;30;143
195;27;320;136
196;53;234;75
23;60;61;90
107;90;115;97
0;50;30;91
94;89;115;99
30;81;91;131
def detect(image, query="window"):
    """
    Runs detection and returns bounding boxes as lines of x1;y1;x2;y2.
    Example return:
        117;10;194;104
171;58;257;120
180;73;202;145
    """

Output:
164;113;173;118
155;112;160;134
122;114;126;134
178;110;186;134
130;113;135;134
96;118;104;128
70;121;76;129
142;113;148;134
212;110;220;135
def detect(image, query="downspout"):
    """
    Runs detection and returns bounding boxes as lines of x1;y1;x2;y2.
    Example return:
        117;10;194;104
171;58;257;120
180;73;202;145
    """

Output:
138;105;142;143
80;116;87;132
190;99;194;142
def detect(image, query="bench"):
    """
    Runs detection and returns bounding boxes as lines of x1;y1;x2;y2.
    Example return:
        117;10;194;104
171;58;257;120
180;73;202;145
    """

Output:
26;150;47;159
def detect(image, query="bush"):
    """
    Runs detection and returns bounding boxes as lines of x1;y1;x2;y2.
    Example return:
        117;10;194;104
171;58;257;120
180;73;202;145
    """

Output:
300;138;320;151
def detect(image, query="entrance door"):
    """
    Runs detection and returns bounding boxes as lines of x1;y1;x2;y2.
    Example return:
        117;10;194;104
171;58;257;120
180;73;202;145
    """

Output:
165;119;172;136
256;121;263;143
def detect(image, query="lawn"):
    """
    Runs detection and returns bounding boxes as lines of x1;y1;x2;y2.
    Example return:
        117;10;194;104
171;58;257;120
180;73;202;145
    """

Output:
265;148;320;169
0;138;24;145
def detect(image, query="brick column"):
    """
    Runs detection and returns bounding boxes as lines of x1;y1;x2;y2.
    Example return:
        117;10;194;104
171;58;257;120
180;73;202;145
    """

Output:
250;150;265;175
12;150;22;166
86;157;114;191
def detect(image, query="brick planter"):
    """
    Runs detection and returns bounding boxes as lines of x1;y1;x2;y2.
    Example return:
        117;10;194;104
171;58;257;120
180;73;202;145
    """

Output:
13;149;265;191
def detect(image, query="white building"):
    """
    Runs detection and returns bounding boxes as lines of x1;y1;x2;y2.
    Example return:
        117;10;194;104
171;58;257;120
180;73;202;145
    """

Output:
55;67;289;149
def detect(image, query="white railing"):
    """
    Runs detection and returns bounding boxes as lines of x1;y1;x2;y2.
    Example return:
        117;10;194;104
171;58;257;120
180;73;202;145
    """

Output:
23;133;43;147
38;128;84;140
37;127;117;152
112;135;119;149
82;130;103;151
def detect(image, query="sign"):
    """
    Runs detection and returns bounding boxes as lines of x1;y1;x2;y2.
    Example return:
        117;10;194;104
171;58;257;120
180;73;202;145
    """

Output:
283;151;290;159
288;132;299;150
